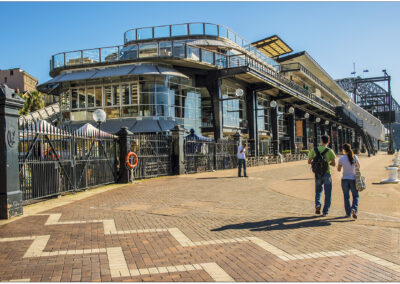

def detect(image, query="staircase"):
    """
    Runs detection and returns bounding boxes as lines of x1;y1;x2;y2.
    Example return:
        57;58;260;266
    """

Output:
336;106;376;156
19;103;60;124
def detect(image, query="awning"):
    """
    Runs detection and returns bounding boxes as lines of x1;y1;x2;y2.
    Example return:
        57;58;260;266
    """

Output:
38;64;189;92
252;35;293;58
75;123;116;138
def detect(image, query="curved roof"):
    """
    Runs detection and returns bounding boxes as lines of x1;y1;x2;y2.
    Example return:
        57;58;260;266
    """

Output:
38;63;188;91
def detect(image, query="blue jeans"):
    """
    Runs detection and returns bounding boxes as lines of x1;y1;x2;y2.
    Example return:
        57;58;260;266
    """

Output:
315;172;332;214
341;179;359;215
238;159;247;177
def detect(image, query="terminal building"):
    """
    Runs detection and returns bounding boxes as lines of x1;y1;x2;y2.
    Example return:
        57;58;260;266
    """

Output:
38;22;385;156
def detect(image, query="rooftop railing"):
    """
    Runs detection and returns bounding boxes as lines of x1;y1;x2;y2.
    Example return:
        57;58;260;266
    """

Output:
50;41;334;114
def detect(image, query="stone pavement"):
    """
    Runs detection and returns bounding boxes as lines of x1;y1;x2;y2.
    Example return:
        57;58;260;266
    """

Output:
0;152;400;282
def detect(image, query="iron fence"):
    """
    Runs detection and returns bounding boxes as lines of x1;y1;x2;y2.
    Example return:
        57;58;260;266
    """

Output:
184;140;216;173
18;119;117;202
129;133;172;179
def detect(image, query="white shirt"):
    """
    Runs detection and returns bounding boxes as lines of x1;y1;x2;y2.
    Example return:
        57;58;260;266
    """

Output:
339;154;359;180
237;145;246;159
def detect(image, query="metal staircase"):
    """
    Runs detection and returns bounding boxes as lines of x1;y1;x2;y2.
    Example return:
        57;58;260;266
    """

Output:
336;106;376;156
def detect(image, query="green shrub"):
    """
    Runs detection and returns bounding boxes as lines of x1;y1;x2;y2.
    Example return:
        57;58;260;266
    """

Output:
300;150;310;155
282;150;291;155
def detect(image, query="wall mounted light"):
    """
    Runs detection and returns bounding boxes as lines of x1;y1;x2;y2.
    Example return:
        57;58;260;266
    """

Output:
325;120;329;125
235;88;244;97
288;106;295;114
316;117;321;123
270;100;277;108
304;113;310;119
338;125;342;130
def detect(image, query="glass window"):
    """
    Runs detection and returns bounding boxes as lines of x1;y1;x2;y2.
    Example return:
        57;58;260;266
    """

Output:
121;106;138;117
187;46;200;61
159;41;172;56
104;86;112;106
65;51;81;66
101;47;118;62
54;54;65;68
189;23;203;35
131;82;139;105
83;49;99;64
95;87;102;107
122;84;130;105
204;24;218;36
120;45;137;60
172;41;185;57
104;107;120;119
112;85;120;106
171;24;188;36
125;30;136;42
78;88;86;108
154;26;170;38
219;26;228;38
201;49;214;64
71;89;78;109
87;87;95;108
139;42;158;58
137;27;153;40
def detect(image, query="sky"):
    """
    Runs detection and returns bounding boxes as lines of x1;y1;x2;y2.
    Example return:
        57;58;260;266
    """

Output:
1;1;400;100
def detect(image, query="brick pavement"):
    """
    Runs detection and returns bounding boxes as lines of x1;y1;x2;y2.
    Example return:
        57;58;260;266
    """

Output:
0;152;400;281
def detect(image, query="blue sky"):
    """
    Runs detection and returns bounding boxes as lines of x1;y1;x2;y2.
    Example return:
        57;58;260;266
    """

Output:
1;1;400;100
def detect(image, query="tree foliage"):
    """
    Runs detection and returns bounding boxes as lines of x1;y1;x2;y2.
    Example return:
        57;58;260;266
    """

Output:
18;90;45;115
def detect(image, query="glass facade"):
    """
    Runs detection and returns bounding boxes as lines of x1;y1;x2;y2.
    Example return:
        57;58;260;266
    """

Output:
61;75;202;133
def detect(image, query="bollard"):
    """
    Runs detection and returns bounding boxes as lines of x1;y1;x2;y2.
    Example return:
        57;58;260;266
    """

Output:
391;157;399;167
381;167;400;183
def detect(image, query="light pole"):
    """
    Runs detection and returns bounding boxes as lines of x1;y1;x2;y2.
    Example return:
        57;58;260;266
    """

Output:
93;109;107;155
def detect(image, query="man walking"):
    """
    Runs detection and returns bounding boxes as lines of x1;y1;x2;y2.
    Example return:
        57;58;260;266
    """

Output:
308;135;336;216
237;142;247;177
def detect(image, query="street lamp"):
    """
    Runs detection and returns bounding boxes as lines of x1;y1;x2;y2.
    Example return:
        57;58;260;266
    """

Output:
270;100;277;108
325;120;329;126
316;117;321;123
93;109;107;136
304;113;310;119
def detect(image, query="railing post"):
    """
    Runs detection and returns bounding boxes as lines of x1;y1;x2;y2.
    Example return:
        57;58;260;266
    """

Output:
171;125;185;175
0;84;25;219
116;127;133;183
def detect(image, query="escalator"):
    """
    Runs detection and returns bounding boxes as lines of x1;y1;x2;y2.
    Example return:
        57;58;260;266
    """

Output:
20;103;60;124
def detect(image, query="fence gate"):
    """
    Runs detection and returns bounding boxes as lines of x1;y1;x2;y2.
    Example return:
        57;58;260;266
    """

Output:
129;133;172;179
184;139;215;173
18;120;117;202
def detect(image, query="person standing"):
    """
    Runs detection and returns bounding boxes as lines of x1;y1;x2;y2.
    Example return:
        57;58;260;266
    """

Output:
237;142;247;177
337;143;360;219
308;135;336;216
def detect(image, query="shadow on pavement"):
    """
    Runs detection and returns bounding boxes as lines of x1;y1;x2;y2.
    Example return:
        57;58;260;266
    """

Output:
211;216;354;232
286;178;314;181
197;177;238;179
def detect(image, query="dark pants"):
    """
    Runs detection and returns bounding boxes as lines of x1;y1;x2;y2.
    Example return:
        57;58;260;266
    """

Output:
238;159;247;177
315;172;332;215
341;179;359;215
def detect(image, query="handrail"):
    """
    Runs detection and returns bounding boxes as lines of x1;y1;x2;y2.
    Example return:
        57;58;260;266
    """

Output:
279;62;346;104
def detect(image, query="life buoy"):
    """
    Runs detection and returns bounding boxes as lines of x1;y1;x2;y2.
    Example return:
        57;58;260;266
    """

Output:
126;152;138;169
45;147;60;159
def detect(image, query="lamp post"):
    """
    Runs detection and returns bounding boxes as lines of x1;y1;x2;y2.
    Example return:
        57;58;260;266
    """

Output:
93;109;107;156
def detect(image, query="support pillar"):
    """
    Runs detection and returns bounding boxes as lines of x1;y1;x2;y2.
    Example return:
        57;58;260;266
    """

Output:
327;124;333;149
339;128;343;149
335;126;340;153
313;119;320;146
0;84;25;219
302;118;308;150
206;72;223;141
116;127;133;183
271;105;279;155
171;125;185;175
246;88;258;156
287;109;296;153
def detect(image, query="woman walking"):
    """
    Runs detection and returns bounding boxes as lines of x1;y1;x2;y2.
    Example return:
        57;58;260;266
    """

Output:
337;143;360;219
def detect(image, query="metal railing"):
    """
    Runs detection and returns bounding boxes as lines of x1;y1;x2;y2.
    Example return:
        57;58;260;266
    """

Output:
123;22;278;67
50;43;334;114
279;62;346;104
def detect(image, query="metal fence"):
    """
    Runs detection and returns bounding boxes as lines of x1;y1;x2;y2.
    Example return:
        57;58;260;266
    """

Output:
18;119;117;202
129;133;172;179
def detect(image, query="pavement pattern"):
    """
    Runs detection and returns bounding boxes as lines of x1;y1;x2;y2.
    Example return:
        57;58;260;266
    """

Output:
0;152;400;282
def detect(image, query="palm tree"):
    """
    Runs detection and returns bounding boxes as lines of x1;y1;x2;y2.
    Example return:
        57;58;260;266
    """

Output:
19;90;45;115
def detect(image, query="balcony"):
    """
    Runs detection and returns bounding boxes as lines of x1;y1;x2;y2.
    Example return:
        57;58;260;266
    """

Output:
49;41;334;115
278;62;346;104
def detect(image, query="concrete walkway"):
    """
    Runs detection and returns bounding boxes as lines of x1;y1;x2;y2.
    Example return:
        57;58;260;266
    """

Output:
0;152;399;281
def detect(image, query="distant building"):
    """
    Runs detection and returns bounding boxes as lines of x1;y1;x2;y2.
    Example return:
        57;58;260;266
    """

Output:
0;68;38;93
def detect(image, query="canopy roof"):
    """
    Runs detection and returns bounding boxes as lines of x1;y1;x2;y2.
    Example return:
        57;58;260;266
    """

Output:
38;63;188;92
252;35;293;58
75;123;116;138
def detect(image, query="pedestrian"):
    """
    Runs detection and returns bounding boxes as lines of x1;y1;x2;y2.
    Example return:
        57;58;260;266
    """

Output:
237;142;247;177
308;135;336;216
337;143;360;219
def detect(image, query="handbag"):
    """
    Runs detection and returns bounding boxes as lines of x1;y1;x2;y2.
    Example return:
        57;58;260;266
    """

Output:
355;162;366;192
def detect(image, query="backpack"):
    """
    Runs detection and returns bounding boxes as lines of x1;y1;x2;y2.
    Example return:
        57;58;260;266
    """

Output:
311;146;329;177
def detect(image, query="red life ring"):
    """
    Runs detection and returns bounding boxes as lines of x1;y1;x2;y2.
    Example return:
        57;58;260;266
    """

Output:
126;152;138;169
